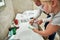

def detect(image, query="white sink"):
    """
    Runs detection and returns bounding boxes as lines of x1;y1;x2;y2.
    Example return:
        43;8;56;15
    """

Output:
9;22;44;40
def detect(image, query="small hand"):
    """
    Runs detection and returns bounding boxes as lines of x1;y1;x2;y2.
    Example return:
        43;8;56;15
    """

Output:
29;19;35;25
35;20;43;25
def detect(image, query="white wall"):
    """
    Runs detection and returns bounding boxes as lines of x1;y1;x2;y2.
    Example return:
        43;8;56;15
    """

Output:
12;0;33;13
0;0;15;40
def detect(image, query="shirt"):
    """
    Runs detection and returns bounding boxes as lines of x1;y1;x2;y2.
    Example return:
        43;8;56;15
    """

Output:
51;12;60;26
51;12;60;36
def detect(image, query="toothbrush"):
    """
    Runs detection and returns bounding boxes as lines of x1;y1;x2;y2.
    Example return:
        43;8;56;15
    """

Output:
28;26;34;30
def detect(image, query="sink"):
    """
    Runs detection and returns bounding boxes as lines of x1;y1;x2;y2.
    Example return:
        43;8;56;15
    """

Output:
9;22;44;40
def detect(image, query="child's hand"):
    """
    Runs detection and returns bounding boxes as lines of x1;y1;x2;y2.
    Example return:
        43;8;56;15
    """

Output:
35;20;43;25
29;19;35;25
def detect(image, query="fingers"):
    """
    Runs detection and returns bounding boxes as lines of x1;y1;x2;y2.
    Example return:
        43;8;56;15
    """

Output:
35;20;43;25
33;28;39;33
29;19;35;25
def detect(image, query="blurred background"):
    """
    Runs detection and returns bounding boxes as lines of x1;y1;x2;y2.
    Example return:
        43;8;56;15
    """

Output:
0;0;59;40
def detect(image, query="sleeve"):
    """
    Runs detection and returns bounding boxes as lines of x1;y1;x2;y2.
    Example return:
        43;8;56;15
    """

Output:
33;9;42;19
51;17;60;26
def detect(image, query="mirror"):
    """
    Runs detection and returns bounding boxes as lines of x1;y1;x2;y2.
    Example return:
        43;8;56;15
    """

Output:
0;0;5;7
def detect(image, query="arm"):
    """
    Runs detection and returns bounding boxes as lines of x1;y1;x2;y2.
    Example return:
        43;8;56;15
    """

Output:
33;23;60;37
29;6;43;25
33;16;60;37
